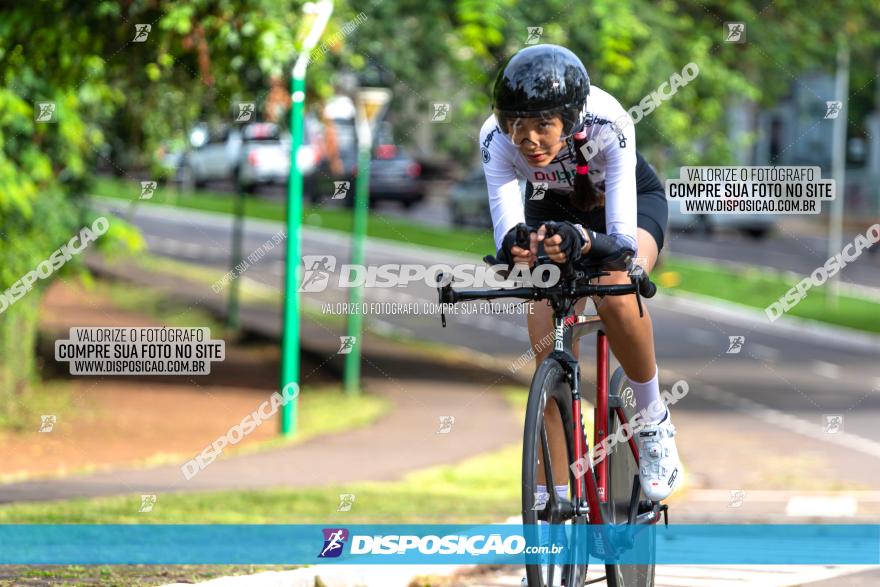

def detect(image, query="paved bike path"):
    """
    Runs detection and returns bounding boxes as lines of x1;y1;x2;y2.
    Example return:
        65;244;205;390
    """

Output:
0;369;521;503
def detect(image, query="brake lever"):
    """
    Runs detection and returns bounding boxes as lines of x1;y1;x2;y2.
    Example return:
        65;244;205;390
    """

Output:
628;265;645;318
436;272;450;327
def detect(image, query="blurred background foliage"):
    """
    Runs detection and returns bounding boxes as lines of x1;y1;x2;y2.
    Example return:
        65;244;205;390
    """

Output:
1;0;879;408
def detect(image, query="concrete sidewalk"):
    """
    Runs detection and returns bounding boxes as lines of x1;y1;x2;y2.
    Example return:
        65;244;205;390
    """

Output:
0;370;520;503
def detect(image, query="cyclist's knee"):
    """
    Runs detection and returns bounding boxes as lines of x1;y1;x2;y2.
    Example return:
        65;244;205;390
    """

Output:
596;295;632;323
594;271;637;321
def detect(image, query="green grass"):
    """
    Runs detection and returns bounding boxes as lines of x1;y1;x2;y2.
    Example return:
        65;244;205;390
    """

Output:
239;386;390;455
657;257;880;333
0;441;521;524
0;381;76;433
0;564;295;587
93;176;494;255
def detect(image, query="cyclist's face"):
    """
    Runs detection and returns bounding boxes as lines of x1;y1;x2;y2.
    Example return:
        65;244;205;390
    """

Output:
507;116;565;167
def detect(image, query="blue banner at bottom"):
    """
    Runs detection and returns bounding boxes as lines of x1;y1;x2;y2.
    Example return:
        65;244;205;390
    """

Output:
1;524;878;565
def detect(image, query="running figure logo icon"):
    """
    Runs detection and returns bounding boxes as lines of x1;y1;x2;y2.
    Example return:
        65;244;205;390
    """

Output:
139;495;157;513
337;336;356;354
35;102;57;123
620;386;636;409
133;24;151;42
236;103;255;122
332;181;350;199
530;182;549;201
318;528;349;558
299;256;336;292
39;415;56;433
824;101;842;119
431;103;451;122
140;181;157;200
724;22;745;43
728;489;746;508
532;491;549;511
337;493;356;512
823;414;843;434
726;336;745;354
525;27;543;45
437;415;455;434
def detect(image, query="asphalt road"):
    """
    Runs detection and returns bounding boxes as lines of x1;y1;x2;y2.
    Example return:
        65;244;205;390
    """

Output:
205;179;880;289
97;199;880;523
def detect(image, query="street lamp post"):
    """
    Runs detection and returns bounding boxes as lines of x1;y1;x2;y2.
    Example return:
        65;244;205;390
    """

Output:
280;0;333;436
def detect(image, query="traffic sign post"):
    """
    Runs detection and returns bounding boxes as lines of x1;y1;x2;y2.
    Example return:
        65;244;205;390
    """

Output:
343;87;392;395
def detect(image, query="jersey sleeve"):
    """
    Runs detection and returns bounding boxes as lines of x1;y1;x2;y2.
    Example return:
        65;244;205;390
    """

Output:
479;116;524;251
596;95;639;253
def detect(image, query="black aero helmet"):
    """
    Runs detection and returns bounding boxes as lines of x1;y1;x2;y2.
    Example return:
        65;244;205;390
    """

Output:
492;44;590;140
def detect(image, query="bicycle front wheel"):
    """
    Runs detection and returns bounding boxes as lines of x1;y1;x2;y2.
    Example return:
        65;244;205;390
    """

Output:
522;357;589;587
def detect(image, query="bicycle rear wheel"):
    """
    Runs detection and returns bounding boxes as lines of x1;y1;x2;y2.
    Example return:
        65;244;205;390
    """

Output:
522;357;589;587
604;367;655;587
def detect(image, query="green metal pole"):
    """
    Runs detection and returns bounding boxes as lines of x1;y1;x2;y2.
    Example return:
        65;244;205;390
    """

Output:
344;143;370;395
280;0;332;435
227;184;245;329
280;75;306;436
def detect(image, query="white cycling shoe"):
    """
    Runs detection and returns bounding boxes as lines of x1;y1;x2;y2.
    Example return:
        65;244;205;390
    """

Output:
636;412;681;502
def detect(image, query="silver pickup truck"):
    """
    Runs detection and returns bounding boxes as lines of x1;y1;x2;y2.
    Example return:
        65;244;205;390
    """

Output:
180;121;320;193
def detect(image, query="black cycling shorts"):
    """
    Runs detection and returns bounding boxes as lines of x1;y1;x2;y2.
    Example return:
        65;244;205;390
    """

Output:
523;151;668;251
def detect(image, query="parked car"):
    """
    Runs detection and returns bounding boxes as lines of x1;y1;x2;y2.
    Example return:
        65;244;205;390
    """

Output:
178;121;321;193
450;167;525;228
364;142;425;208
310;118;425;208
666;196;776;239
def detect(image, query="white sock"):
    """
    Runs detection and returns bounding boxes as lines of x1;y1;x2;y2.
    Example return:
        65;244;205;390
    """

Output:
627;366;668;424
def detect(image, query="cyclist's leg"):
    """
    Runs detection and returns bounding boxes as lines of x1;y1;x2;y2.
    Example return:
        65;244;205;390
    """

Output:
592;228;659;407
590;162;668;414
593;225;681;501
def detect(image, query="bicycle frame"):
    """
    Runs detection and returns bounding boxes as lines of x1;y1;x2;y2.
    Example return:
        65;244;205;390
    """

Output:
547;306;666;533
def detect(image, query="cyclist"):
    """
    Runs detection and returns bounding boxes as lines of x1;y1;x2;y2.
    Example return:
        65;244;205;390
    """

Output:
481;44;681;505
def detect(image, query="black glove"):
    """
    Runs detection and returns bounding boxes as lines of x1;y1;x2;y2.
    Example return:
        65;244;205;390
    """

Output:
543;221;587;262
583;229;634;271
496;223;533;268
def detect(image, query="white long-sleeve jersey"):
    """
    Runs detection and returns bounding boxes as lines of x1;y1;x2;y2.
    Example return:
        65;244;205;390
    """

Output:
479;85;638;253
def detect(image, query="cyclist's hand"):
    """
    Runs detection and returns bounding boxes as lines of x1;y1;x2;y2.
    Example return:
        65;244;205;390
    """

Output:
498;223;537;268
538;221;587;263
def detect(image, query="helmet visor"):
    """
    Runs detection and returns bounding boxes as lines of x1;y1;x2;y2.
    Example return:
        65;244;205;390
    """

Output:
494;104;584;147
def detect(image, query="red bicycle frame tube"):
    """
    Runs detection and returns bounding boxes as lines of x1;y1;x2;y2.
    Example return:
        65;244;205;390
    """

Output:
595;330;609;503
570;330;609;526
